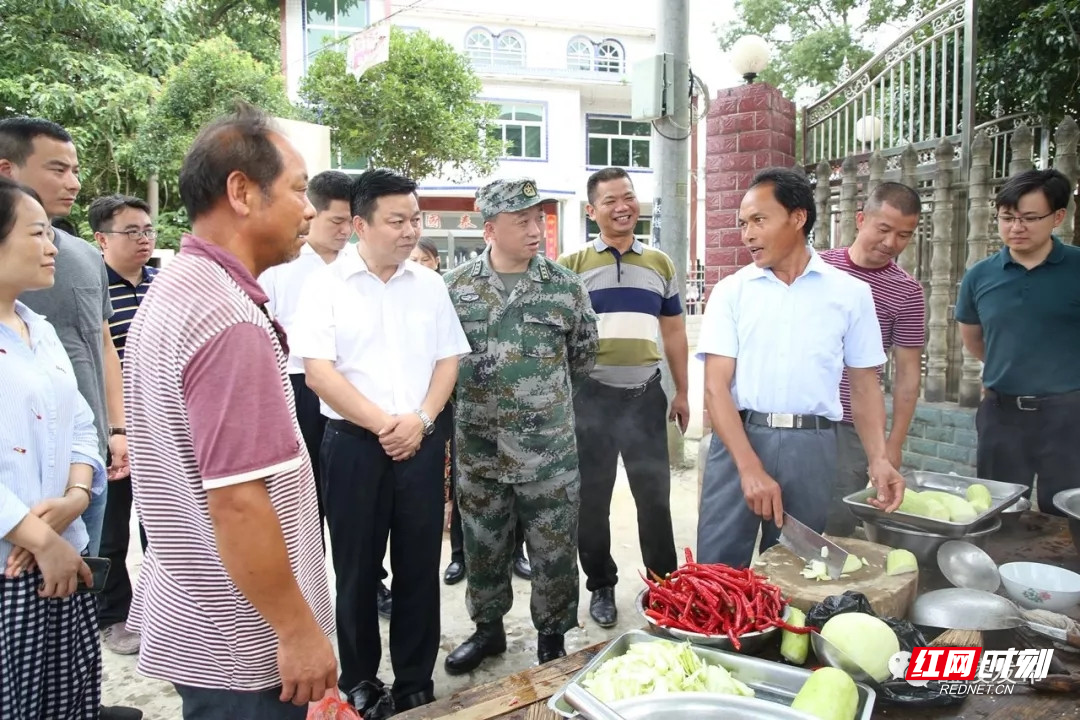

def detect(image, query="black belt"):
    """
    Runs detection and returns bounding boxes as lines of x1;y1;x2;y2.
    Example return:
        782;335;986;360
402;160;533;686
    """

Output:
986;388;1080;412
586;371;661;399
327;418;373;438
740;410;834;430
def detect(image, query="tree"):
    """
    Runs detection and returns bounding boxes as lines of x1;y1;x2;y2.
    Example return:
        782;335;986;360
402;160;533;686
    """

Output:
976;0;1080;122
716;0;926;100
133;35;295;248
299;27;501;181
717;0;1080;124
0;0;186;219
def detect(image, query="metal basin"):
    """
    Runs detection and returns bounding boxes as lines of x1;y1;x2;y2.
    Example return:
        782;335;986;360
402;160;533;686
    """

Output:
635;589;786;654
1052;489;1080;555
863;516;1001;566
999;497;1031;530
594;693;820;720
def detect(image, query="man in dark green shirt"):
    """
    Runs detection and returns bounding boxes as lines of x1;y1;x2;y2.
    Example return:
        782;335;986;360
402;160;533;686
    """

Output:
956;168;1080;514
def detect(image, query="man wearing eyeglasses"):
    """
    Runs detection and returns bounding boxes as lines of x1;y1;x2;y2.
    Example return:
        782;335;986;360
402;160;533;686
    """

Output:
89;194;158;657
956;168;1080;514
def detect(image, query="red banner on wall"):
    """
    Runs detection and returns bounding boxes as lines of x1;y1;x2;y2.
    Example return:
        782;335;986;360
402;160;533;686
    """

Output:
544;212;559;258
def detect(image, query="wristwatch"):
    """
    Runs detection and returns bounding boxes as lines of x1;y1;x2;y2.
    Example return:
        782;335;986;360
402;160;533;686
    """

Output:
109;427;126;436
415;409;435;436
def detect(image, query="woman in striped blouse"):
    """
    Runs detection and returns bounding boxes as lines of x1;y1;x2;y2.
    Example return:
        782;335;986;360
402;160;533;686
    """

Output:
0;176;107;718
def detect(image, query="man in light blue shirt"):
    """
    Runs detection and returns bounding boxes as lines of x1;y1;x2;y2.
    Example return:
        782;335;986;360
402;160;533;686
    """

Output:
696;168;905;567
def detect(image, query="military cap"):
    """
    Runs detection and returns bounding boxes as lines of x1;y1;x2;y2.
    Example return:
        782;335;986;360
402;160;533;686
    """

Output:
475;177;552;220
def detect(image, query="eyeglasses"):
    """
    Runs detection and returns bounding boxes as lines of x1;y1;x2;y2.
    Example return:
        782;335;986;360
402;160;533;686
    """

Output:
103;228;157;241
993;212;1054;227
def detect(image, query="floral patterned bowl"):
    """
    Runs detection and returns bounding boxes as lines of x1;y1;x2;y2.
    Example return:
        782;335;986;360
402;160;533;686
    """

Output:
999;562;1080;612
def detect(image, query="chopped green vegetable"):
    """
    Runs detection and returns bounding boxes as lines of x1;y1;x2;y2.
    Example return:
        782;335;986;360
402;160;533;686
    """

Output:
582;640;755;703
841;554;863;574
886;548;918;576
921;491;978;523
791;667;860;720
800;560;830;581
820;613;900;683
966;484;992;513
781;607;810;664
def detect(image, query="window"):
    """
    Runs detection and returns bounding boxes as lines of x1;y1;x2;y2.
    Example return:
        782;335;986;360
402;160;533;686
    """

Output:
567;37;593;71
595;41;623;73
465;29;493;64
488;103;544;159
465;28;525;67
306;0;369;60
565;37;625;73
495;32;525;66
587;117;651;168
587;217;653;245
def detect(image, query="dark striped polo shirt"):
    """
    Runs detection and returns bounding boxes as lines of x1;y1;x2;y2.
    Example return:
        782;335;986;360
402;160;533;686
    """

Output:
106;264;157;365
558;238;682;387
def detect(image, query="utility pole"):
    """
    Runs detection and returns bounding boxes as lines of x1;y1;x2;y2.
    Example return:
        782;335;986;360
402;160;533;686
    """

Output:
654;0;691;468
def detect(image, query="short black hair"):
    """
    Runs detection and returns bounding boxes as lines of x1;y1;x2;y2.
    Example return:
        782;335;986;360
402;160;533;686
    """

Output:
0;176;45;244
307;170;353;213
88;194;152;233
51;217;77;237
864;181;921;217
587;167;633;205
0;117;73;166
178;103;284;221
995;169;1073;212
352;168;417;221
749;167;816;238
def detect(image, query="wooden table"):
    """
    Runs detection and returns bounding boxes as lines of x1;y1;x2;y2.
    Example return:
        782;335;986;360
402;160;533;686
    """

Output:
398;513;1079;720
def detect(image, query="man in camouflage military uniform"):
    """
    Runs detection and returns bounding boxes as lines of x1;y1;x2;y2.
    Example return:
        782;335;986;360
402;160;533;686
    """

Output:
443;178;598;674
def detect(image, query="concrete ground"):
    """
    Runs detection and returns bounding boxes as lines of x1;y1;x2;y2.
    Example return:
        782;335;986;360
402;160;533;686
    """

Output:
101;442;702;717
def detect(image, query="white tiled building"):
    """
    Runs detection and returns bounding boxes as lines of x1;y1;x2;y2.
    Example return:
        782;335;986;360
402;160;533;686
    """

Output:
281;0;662;264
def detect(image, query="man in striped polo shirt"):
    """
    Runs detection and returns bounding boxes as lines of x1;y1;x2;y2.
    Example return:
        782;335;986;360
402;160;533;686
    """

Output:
821;182;926;535
89;194;157;656
124;106;335;718
558;167;686;628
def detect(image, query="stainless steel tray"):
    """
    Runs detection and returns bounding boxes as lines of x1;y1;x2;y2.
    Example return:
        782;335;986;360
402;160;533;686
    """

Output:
548;630;876;720
842;470;1027;538
578;692;821;720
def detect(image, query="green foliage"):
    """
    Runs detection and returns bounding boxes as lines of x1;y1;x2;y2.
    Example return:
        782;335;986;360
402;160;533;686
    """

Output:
976;0;1080;122
135;35;293;182
718;0;1079;125
300;27;501;181
716;0;923;99
0;0;185;203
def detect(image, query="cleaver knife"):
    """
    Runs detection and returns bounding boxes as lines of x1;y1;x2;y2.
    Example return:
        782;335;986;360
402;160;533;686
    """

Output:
779;512;850;580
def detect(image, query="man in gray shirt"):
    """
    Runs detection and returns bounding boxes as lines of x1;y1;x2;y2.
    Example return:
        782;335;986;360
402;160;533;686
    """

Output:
0;121;128;556
1;118;139;720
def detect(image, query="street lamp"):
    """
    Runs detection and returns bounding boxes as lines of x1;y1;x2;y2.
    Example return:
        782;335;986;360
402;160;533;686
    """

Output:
854;115;883;148
730;35;771;84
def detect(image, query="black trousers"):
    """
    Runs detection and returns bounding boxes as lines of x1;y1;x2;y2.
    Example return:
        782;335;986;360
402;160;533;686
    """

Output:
320;417;444;700
573;374;678;592
976;390;1080;515
290;373;326;527
97;475;146;629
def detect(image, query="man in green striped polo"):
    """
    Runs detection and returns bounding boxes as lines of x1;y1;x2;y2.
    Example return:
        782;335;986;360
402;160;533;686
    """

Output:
557;167;687;628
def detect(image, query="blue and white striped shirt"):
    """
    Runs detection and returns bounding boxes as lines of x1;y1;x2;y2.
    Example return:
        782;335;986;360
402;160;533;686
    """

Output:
0;302;106;566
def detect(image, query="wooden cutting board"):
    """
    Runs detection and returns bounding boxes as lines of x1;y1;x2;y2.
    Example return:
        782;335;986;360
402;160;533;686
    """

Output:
757;535;919;620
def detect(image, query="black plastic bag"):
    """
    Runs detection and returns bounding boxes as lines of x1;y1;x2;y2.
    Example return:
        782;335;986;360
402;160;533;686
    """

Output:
807;592;965;707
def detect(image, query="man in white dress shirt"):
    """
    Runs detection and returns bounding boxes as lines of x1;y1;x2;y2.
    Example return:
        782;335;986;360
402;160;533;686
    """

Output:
293;168;469;719
259;170;351;524
696;168;905;567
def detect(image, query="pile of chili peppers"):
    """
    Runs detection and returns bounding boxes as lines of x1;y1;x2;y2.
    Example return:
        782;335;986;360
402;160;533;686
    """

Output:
641;549;812;650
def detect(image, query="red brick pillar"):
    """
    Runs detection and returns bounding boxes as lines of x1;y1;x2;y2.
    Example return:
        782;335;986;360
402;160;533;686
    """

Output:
703;83;796;296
